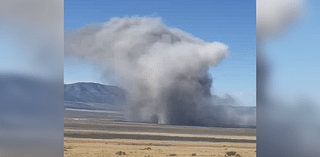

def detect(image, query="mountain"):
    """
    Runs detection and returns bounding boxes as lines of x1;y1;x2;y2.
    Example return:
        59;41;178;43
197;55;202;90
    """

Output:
64;82;126;106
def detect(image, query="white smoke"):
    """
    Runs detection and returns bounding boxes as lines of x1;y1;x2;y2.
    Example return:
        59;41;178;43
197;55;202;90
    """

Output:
65;16;255;127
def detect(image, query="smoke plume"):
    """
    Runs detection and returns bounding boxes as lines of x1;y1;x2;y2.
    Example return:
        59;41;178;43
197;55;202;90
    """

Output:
65;16;255;127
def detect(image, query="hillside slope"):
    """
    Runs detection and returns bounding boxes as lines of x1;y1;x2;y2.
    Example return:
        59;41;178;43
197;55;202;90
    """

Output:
64;82;126;106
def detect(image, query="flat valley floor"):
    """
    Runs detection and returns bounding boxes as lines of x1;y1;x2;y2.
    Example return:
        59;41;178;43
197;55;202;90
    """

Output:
64;110;256;157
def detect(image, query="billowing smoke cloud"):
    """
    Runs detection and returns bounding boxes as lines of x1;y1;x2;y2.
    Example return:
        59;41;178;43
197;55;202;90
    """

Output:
65;16;255;127
257;0;320;156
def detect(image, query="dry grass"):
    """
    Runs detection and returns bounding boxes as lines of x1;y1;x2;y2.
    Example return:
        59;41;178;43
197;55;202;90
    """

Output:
64;137;256;157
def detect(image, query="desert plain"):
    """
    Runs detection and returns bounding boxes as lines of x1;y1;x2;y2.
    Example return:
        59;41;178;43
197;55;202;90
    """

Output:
64;111;256;157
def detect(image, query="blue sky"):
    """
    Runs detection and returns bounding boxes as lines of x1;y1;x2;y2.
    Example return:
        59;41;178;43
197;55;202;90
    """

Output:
265;0;320;103
64;0;256;106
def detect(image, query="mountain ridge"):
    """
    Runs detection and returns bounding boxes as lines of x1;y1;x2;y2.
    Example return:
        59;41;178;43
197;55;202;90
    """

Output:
64;82;256;108
64;82;126;105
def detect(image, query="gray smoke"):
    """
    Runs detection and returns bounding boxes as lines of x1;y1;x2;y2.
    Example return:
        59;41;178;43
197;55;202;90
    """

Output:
65;16;255;127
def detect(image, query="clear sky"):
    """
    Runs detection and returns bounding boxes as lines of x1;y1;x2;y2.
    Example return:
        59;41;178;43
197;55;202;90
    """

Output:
265;0;320;104
64;0;256;106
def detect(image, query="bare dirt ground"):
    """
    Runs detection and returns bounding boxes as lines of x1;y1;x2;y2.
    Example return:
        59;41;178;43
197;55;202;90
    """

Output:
64;137;255;157
64;116;256;157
